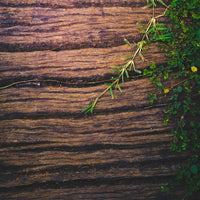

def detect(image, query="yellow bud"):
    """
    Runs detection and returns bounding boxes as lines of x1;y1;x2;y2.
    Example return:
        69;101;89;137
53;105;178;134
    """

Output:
191;66;198;73
164;88;169;94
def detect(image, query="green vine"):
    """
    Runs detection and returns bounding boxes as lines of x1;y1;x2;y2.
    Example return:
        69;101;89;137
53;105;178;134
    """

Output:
82;0;168;114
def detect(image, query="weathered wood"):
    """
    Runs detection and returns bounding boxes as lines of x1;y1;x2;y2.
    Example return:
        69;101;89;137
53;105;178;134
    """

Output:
0;1;194;199
0;184;183;200
0;79;168;116
0;43;168;85
0;6;167;51
0;0;155;8
0;82;184;199
0;105;172;143
0;0;172;8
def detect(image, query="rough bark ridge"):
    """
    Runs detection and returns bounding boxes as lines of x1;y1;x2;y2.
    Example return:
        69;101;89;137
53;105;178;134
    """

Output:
0;1;192;199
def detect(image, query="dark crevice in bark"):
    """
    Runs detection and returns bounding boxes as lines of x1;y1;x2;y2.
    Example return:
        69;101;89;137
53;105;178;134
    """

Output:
1;141;170;153
0;157;186;177
0;35;140;52
0;72;149;89
0;103;169;120
0;175;176;193
0;2;147;9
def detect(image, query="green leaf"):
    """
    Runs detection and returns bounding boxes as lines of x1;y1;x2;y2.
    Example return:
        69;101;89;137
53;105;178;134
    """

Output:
190;121;195;127
132;41;137;46
150;62;156;69
190;165;198;174
156;23;165;26
121;74;124;83
134;69;142;74
149;92;157;105
109;87;114;99
124;55;133;60
164;72;168;80
125;69;129;78
157;0;167;7
157;27;167;31
164;119;169;125
81;103;93;113
124;38;131;47
116;84;123;93
110;77;118;81
112;66;123;69
110;69;120;74
156;80;162;87
147;28;154;35
150;0;156;7
177;86;182;93
137;23;145;27
146;2;152;8
143;69;152;76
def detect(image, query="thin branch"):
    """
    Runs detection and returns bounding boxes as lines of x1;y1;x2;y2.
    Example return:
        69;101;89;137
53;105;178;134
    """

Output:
82;2;169;113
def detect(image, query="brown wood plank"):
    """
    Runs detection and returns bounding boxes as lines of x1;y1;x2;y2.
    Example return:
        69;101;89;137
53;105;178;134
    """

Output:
0;183;184;200
0;6;167;51
0;79;179;195
0;78;169;116
0;108;172;143
0;0;172;8
0;0;148;8
0;142;176;178
0;43;168;84
1;145;180;188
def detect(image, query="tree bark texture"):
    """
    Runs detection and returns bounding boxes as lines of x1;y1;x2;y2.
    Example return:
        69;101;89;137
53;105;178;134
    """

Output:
0;1;195;200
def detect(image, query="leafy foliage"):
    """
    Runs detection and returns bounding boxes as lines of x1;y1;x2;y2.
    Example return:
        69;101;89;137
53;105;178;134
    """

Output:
144;0;200;198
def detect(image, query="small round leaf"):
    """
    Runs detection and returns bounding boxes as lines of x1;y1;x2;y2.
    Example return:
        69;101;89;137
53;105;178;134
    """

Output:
177;86;182;93
190;165;198;174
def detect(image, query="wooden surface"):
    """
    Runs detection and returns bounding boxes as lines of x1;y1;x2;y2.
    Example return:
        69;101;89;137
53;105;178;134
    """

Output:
0;1;193;199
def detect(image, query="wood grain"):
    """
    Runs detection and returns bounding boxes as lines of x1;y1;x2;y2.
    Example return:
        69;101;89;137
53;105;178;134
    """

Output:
0;0;172;8
0;1;192;199
0;0;150;8
0;43;168;85
0;78;169;116
0;183;184;200
0;6;167;51
0;82;183;198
